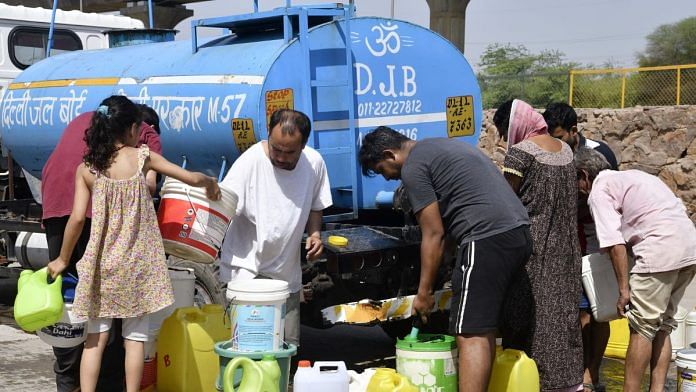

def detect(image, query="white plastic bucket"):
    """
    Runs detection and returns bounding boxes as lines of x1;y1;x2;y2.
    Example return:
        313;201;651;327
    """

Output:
581;253;634;322
686;310;696;348
149;267;196;331
676;349;696;391
226;279;290;352
157;178;238;263
36;303;87;348
673;306;689;360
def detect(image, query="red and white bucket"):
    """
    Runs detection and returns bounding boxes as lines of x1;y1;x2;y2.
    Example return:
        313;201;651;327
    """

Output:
157;178;237;263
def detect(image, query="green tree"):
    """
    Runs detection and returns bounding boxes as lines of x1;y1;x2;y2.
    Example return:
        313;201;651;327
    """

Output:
637;17;696;67
477;44;577;109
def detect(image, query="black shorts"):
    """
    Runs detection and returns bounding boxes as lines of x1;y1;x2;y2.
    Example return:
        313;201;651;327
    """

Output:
449;225;532;335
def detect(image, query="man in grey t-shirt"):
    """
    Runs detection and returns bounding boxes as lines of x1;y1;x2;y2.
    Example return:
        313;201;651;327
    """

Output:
359;127;532;392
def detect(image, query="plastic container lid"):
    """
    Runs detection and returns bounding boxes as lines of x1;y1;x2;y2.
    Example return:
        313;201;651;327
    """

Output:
328;235;348;247
226;279;290;302
396;334;457;352
298;360;311;367
676;349;696;369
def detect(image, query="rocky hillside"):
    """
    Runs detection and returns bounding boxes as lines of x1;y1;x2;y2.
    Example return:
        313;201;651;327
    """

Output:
478;106;696;221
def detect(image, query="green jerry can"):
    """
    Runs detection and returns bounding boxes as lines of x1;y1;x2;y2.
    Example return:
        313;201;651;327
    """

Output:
14;268;64;332
223;355;281;392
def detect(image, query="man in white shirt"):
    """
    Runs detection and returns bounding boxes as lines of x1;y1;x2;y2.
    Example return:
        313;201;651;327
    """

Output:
219;109;332;346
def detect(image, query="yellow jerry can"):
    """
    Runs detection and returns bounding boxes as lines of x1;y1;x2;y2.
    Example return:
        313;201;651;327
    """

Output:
157;305;231;392
488;348;539;392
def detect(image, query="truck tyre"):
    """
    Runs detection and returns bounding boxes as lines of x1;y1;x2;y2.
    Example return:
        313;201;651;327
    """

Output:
167;257;226;307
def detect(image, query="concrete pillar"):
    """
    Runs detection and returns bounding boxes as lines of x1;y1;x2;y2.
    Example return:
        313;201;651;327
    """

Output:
426;0;470;53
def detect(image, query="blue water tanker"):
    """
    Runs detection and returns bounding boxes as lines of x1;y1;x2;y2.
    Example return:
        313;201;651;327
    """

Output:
1;3;482;219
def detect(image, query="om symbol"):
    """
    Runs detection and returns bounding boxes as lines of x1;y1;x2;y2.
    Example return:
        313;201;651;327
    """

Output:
364;22;401;57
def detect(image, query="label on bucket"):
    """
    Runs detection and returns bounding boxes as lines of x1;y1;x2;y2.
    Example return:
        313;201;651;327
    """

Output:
158;197;231;258
397;356;457;392
682;371;696;391
230;304;280;351
40;322;85;339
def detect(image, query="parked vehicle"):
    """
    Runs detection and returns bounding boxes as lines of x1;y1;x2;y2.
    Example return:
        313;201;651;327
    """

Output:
0;2;482;335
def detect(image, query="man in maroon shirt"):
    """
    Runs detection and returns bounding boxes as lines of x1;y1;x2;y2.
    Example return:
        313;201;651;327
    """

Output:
41;110;161;392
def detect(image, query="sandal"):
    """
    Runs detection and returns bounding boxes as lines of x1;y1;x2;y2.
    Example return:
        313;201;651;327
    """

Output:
582;383;595;392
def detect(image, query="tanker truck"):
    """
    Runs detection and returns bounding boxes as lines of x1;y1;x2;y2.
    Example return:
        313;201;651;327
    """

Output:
0;2;482;335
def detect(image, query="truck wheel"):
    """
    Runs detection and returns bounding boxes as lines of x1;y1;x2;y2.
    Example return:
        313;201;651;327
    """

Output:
167;258;226;307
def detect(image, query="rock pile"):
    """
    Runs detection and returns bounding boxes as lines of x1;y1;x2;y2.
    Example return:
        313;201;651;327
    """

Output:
478;106;696;222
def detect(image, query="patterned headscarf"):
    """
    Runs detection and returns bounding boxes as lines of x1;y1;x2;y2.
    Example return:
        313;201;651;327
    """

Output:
507;99;548;149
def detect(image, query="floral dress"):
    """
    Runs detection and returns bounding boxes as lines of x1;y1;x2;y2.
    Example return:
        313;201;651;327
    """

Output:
73;146;174;320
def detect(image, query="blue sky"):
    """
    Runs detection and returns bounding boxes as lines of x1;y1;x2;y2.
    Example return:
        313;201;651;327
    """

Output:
175;0;696;70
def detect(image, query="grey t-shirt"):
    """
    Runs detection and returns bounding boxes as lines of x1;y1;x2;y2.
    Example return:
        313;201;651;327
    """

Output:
401;138;529;244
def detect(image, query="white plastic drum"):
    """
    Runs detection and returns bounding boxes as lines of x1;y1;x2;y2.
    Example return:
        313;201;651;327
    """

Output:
157;178;237;263
226;279;290;352
15;232;50;270
36;303;87;348
149;267;196;331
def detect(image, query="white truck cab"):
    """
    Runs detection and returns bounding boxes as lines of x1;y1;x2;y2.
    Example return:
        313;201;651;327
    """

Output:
0;4;144;101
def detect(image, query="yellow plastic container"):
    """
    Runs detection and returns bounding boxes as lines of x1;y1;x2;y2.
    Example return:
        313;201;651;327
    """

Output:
14;268;63;332
605;318;630;359
488;348;539;392
157;305;231;392
367;368;417;392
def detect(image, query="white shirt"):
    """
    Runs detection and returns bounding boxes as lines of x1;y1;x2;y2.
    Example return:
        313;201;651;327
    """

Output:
218;142;332;291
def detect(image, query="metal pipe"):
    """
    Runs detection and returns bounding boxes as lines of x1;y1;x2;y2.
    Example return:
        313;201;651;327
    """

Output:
218;157;227;183
46;0;59;57
620;72;627;109
375;191;395;208
677;66;682;105
568;71;575;106
7;153;14;200
148;0;154;28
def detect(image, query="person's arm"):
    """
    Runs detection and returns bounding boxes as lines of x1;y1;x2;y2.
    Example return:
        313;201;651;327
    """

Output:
412;201;445;322
503;172;522;194
47;166;91;278
145;170;157;196
148;151;220;200
502;146;530;195
608;244;631;317
305;210;323;261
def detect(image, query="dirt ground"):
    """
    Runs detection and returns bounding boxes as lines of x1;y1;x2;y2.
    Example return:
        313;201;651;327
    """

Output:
1;279;694;391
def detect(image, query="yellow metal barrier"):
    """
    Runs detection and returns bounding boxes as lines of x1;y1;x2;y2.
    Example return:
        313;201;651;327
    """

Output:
569;64;696;108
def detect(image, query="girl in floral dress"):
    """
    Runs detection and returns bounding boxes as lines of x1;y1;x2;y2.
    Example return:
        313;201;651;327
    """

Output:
48;95;221;392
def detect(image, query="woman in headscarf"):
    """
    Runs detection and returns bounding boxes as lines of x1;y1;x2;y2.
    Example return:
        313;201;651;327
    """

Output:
494;99;583;392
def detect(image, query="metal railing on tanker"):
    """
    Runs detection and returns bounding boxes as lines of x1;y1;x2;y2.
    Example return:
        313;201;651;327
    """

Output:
569;64;696;108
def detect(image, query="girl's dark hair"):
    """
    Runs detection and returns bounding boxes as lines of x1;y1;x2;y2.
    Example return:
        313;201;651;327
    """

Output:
493;99;514;140
84;95;141;173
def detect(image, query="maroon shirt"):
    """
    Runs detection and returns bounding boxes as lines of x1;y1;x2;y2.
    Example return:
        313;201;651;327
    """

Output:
41;112;161;220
